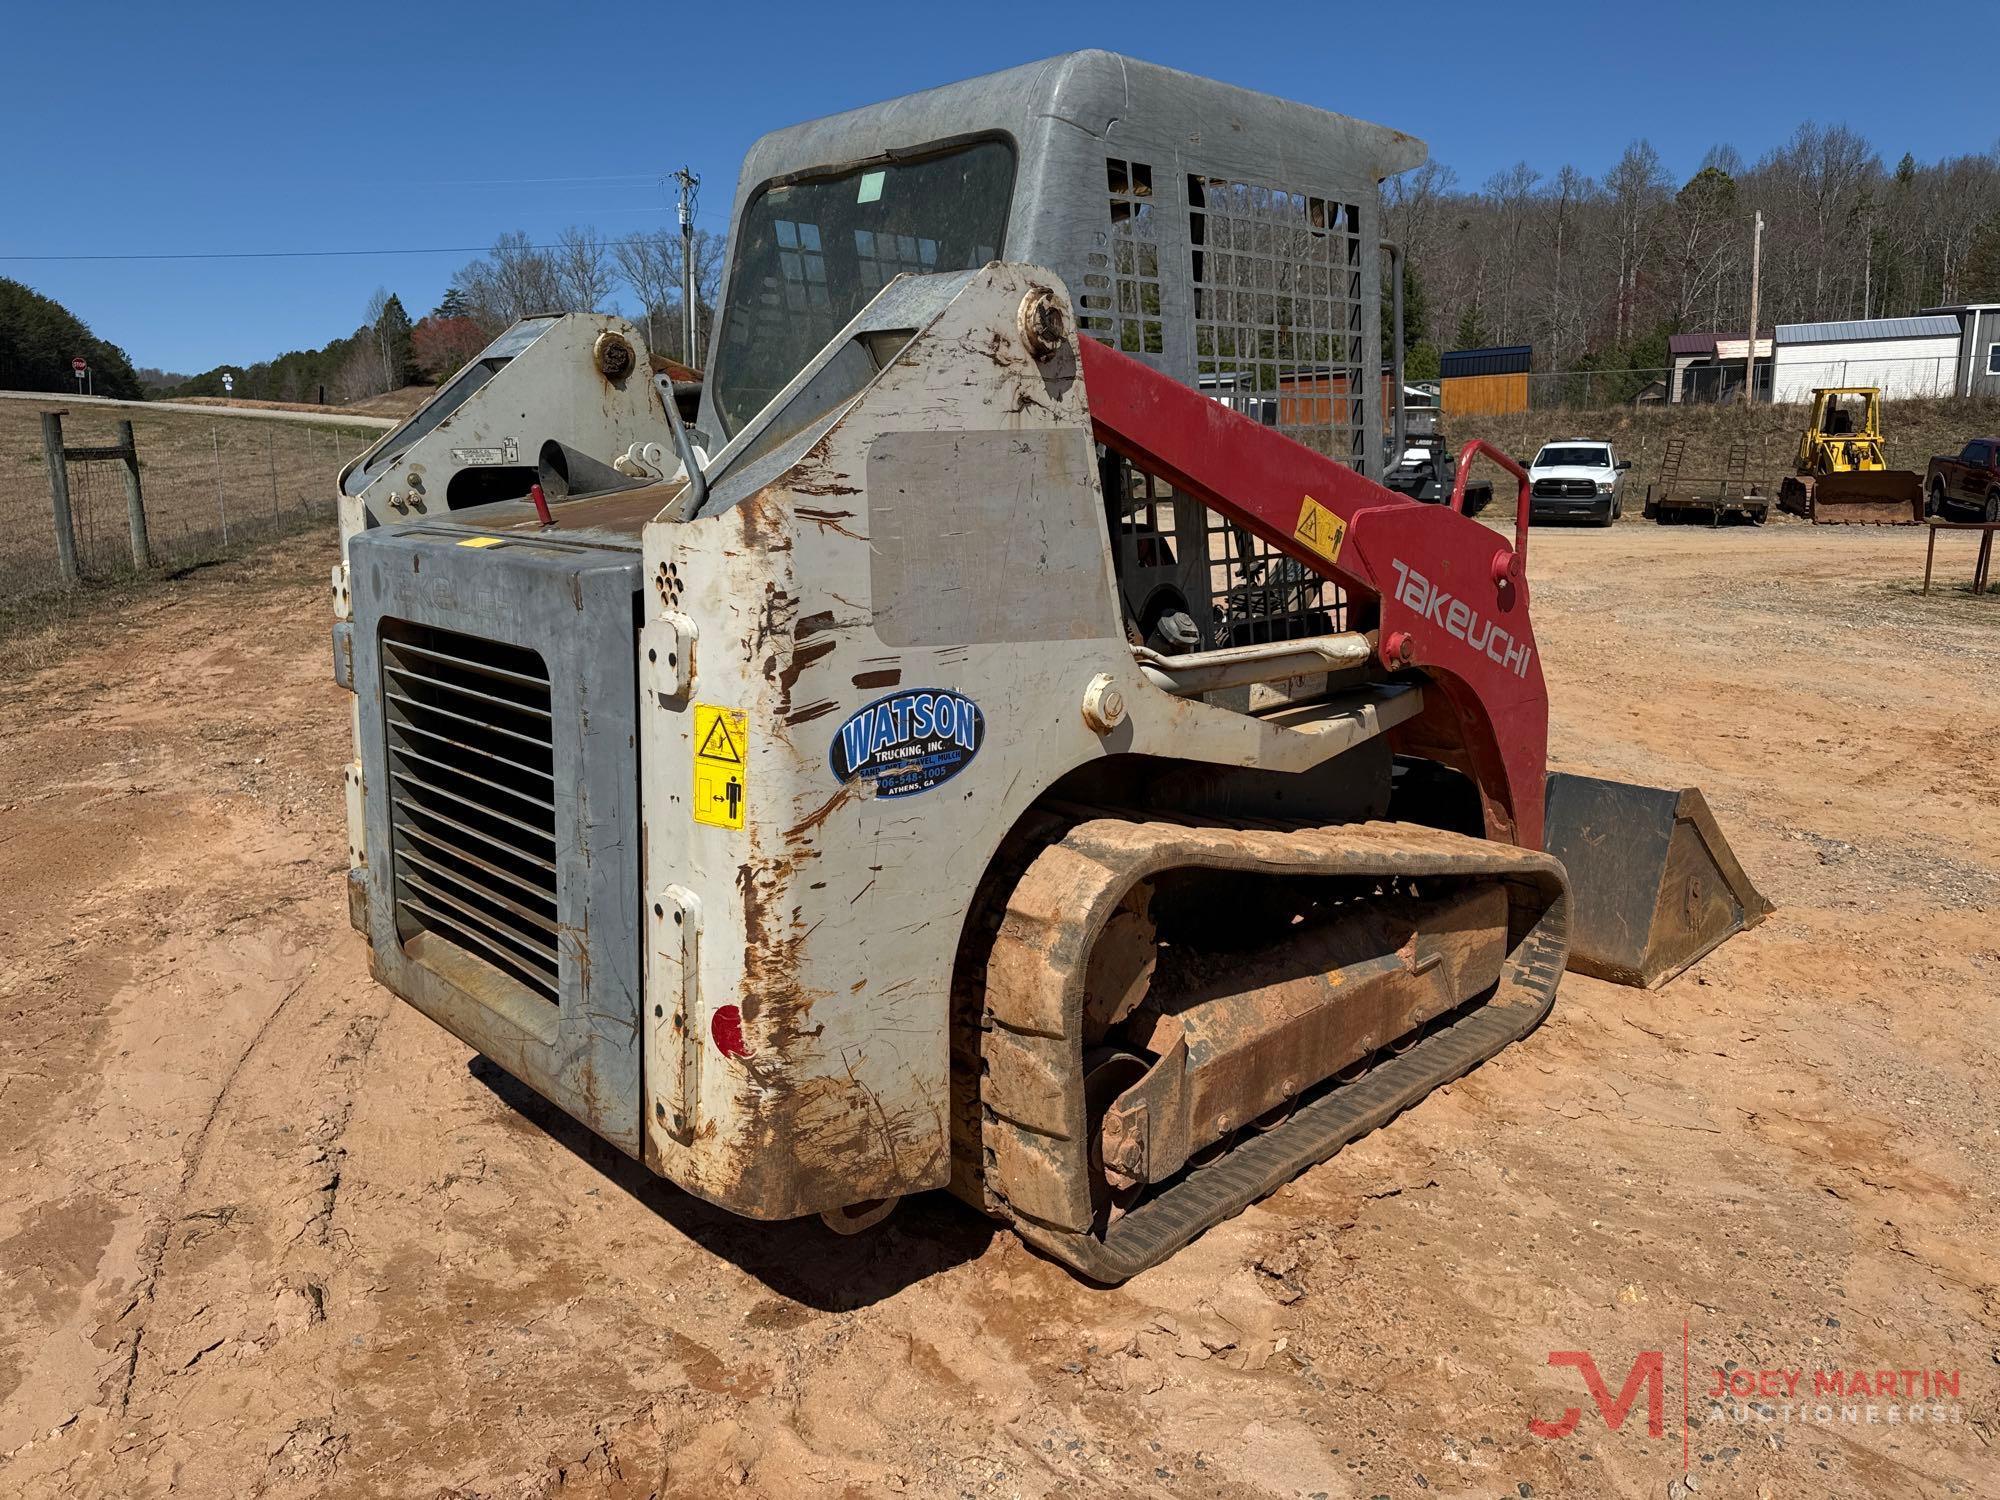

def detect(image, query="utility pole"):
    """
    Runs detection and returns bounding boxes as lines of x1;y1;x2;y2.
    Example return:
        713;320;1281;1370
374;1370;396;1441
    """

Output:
671;166;701;366
1744;210;1764;406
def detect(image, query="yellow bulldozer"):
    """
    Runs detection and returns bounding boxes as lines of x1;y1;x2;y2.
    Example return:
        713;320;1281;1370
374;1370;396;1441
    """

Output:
1776;386;1924;524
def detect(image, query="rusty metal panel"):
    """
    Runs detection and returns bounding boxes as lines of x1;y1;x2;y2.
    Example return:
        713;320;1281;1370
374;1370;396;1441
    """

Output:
636;266;1428;1221
1110;884;1510;1183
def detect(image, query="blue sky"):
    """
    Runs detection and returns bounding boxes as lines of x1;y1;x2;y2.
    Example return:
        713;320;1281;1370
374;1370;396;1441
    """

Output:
5;0;1991;374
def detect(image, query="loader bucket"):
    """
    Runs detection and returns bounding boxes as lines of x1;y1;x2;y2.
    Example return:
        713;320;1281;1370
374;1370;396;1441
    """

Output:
1542;772;1773;988
1804;469;1925;525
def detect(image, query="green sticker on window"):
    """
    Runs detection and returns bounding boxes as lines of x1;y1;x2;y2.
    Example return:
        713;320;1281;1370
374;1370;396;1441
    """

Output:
856;170;885;204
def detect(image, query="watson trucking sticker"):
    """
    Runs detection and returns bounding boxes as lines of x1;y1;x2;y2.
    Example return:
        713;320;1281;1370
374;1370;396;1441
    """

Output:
829;690;984;799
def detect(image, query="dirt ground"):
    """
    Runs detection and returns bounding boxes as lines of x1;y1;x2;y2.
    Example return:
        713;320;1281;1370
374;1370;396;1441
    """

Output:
1;518;1995;1499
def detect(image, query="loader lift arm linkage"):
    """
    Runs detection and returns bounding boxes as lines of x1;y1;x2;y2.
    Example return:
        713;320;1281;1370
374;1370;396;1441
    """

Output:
1079;337;1547;847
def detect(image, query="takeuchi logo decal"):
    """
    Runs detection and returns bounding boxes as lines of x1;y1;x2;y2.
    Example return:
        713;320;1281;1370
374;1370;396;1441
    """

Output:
1389;556;1534;678
830;690;985;799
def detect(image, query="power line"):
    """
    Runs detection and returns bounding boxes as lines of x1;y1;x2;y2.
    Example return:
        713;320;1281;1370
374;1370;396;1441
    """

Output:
400;173;668;186
0;215;731;264
0;244;560;264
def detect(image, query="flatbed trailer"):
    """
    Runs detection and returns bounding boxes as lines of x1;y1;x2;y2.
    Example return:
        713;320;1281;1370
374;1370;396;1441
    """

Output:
1644;438;1770;525
1648;487;1771;525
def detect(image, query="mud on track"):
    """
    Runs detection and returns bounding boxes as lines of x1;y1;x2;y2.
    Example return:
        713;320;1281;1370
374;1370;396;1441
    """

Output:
0;522;1994;1498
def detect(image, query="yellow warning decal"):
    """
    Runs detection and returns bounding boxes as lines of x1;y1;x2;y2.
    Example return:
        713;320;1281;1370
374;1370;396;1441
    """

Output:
692;703;748;829
1292;494;1347;565
456;535;507;548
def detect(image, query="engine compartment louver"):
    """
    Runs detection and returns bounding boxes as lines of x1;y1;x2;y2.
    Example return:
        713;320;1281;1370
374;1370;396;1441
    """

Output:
381;619;560;1003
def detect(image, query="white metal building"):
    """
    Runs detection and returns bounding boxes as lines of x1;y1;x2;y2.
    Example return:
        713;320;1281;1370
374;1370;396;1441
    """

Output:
1923;304;2000;397
1770;316;1963;403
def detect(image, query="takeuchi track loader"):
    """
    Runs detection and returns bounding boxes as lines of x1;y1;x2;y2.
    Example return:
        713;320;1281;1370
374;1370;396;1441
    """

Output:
330;53;1767;1279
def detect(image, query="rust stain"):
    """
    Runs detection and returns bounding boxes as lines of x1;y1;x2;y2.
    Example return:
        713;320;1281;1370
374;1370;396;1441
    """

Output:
783;781;856;842
790;478;862;500
776;638;836;707
720;829;944;1215
795;506;866;540
751;583;798;660
784;699;838;727
737;489;793;553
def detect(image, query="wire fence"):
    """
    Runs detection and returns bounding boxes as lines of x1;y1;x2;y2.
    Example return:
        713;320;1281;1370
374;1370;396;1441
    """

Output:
1431;348;1974;416
0;407;381;607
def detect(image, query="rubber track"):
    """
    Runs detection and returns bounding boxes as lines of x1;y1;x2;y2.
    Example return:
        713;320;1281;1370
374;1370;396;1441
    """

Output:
979;817;1569;1283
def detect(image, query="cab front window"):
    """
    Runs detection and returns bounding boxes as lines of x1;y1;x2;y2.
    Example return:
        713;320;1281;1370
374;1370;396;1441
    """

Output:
709;140;1016;436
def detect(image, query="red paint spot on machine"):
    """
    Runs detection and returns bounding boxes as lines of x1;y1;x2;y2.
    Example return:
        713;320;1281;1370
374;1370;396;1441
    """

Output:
711;1004;749;1057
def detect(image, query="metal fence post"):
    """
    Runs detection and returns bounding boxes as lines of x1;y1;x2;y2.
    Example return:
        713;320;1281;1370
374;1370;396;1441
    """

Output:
117;419;152;569
212;426;229;543
41;411;80;588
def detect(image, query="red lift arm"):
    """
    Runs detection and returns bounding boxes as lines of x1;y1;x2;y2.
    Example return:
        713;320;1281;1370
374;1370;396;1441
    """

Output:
1076;337;1548;848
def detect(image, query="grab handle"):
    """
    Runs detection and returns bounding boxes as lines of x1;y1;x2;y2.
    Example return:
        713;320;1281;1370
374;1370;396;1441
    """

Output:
1451;439;1531;588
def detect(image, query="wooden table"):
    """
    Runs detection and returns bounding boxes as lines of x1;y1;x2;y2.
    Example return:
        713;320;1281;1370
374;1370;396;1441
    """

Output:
1922;518;1998;596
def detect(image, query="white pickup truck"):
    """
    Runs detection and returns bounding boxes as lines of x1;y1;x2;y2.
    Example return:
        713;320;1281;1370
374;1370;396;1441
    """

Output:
1527;439;1630;526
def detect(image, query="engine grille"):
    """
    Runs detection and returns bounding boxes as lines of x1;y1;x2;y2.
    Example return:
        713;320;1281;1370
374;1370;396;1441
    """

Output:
1533;477;1598;499
380;619;560;1003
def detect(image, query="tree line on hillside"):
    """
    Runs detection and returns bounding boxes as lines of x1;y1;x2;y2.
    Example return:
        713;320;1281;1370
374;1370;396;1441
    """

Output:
422;127;1999;401
0;278;144;399
170;289;420;404
1388;124;2000;385
168;225;724;403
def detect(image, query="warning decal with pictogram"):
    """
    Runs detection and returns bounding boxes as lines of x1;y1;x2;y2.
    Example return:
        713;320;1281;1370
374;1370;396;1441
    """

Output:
692;703;749;829
1291;493;1347;565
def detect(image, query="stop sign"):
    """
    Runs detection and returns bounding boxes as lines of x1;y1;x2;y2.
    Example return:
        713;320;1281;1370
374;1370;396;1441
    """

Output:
72;356;87;373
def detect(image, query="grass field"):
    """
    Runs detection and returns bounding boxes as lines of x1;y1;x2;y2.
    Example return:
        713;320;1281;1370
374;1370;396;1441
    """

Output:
0;401;380;603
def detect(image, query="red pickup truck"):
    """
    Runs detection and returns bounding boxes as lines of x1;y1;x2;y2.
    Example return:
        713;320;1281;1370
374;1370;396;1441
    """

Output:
1926;439;2000;522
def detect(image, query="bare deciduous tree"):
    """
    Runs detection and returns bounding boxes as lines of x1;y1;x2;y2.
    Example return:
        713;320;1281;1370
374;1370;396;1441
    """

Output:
1543;165;1596;362
1392;124;2000;377
332;341;384;404
611;227;728;362
1667;166;1739;330
1602;141;1671;345
555;226;613;313
1482;162;1542;344
453;232;563;330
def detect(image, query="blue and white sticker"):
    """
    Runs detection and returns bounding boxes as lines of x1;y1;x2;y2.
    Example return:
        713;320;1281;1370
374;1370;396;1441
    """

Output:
830;689;985;799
